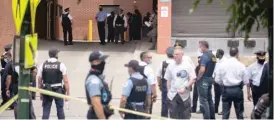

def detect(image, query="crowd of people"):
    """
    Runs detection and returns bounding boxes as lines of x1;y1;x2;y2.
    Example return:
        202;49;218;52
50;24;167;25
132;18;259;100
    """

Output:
0;40;272;119
61;7;158;50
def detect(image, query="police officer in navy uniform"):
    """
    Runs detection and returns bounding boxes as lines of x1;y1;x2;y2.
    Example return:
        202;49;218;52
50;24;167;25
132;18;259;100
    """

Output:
1;44;12;106
85;51;113;119
62;8;73;45
120;60;151;119
1;44;12;73
156;47;174;117
113;9;127;44
37;49;70;119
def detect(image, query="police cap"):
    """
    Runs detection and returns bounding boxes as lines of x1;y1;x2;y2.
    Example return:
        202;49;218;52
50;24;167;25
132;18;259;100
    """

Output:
124;60;139;71
48;49;60;58
89;51;109;62
174;42;183;49
166;47;174;57
64;8;69;12
4;44;12;52
254;50;266;56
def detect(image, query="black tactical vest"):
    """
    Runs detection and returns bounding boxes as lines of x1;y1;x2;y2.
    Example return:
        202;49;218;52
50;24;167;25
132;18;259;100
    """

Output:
115;15;124;25
161;61;169;87
42;61;62;84
85;73;112;106
139;65;148;79
62;13;71;26
127;77;148;103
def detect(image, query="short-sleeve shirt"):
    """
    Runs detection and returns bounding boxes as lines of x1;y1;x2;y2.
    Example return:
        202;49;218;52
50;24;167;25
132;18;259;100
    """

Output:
164;59;196;101
246;61;265;86
85;75;104;98
200;50;216;77
139;61;155;85
122;72;151;97
96;11;107;22
156;58;174;78
37;58;67;79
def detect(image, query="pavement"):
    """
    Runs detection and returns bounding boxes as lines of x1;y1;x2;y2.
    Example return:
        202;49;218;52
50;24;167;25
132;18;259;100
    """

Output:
0;39;255;119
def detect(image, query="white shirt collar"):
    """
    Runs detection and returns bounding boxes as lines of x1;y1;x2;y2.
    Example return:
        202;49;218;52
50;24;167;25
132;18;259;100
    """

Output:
139;61;148;66
47;58;58;62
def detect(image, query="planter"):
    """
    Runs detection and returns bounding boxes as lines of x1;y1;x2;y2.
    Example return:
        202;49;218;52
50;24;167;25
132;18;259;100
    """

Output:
175;40;187;48
227;40;239;47
244;40;256;48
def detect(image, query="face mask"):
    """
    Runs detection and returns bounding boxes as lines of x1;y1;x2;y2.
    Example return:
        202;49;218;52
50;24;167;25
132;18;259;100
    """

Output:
257;58;265;65
90;61;106;75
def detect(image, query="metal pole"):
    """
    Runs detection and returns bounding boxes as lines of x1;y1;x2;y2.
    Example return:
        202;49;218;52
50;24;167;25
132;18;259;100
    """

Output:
17;2;31;119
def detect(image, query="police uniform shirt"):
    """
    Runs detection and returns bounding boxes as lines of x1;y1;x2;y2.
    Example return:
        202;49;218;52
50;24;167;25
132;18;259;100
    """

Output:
215;57;249;86
85;74;104;99
122;72;151;97
113;14;128;28
246;61;266;86
139;61;156;85
61;12;72;21
156;58;174;78
200;50;216;77
164;59;196;101
37;58;67;79
96;11;107;22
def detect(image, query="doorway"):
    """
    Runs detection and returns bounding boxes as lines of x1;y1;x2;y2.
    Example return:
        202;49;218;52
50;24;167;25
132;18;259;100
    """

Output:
100;5;120;39
35;0;57;40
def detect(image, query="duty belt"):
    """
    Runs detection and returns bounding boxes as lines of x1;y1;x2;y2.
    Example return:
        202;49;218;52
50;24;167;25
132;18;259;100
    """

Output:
115;24;123;26
43;83;63;87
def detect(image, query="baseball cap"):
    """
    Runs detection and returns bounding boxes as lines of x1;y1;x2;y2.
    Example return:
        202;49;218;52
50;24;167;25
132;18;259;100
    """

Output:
124;60;140;70
89;51;109;62
48;49;60;58
165;47;174;55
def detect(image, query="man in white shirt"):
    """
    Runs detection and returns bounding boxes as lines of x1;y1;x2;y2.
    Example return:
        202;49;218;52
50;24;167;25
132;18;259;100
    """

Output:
37;49;70;119
139;51;156;115
246;50;267;106
156;47;174;117
213;49;226;115
164;48;196;119
113;9;127;44
215;47;249;119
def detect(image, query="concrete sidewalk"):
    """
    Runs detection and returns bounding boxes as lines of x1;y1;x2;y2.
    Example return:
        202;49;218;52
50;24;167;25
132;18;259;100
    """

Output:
0;39;255;119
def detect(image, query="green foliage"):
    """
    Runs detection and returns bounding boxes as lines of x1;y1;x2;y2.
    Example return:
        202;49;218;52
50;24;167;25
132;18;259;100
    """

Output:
191;0;272;41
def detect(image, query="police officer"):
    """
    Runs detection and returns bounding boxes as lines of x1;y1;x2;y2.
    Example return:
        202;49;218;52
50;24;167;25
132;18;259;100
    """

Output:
192;56;201;113
120;60;152;119
113;9;127;44
62;8;73;45
96;7;107;45
196;41;216;119
213;49;226;115
5;53;36;119
246;50;267;106
139;51;157;115
156;47;174;117
1;44;12;73
37;49;70;119
85;51;113;119
107;11;115;43
0;52;12;107
215;47;249;119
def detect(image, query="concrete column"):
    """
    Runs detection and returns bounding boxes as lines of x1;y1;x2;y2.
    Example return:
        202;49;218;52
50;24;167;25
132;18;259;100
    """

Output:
157;0;171;54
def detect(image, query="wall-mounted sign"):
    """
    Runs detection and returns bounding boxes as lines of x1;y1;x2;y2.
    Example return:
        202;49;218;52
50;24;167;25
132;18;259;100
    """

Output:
160;0;170;2
161;6;168;17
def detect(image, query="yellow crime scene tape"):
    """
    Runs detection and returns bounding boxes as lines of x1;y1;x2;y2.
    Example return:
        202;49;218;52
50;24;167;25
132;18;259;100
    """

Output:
0;94;18;113
0;86;168;119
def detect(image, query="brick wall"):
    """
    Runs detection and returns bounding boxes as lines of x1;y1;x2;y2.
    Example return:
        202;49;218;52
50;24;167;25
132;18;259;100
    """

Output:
58;0;153;40
0;0;16;53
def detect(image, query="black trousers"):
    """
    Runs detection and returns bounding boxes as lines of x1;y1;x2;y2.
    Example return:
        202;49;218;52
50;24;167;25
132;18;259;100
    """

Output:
115;26;125;43
129;25;134;41
251;85;262;106
107;26;114;42
222;86;244;119
214;82;223;113
97;22;106;44
192;83;199;112
62;25;73;45
168;94;191;119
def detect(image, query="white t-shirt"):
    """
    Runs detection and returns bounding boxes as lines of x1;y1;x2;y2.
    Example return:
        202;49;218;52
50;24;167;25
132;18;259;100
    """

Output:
164;59;196;101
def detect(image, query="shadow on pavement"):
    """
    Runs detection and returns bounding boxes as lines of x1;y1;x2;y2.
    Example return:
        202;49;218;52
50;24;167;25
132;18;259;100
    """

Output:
37;40;139;53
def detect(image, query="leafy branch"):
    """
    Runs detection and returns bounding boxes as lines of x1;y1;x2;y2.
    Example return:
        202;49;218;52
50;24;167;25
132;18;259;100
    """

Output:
191;0;271;41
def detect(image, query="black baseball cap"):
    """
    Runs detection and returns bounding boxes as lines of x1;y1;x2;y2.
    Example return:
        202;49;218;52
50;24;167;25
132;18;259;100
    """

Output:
89;51;109;62
254;50;266;56
124;60;139;70
48;49;60;58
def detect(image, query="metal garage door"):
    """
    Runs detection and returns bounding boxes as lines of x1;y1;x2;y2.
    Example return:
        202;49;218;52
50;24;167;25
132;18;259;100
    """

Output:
171;0;267;38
